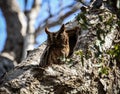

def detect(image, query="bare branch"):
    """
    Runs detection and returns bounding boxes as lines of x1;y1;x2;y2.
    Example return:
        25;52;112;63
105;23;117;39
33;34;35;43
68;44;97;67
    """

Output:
47;0;52;17
22;0;42;59
35;2;81;37
25;0;27;9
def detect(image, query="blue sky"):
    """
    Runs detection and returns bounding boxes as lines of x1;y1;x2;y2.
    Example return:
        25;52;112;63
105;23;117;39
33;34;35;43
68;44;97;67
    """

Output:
0;0;89;51
0;10;6;52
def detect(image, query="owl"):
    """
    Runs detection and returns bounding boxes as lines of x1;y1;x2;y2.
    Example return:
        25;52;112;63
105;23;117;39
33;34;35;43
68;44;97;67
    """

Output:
40;24;70;67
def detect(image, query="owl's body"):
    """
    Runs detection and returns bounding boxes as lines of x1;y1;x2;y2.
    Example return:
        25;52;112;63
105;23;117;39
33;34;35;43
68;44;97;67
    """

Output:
40;24;70;67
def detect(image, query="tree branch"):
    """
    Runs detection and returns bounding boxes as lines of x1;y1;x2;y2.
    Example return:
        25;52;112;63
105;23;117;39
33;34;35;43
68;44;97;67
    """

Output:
22;0;42;59
35;2;81;37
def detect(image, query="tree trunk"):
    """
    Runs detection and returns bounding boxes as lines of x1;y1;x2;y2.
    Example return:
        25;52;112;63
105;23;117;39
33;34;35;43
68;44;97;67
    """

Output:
0;0;27;63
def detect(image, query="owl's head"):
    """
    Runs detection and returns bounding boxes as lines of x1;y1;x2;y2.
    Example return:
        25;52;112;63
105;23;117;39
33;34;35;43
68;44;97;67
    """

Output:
45;24;69;47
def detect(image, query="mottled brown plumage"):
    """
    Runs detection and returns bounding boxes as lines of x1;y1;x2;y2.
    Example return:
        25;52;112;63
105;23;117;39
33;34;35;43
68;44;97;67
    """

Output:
40;24;69;67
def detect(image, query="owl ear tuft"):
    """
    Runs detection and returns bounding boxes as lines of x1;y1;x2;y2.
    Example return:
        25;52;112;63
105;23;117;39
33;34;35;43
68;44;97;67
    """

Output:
59;24;65;33
45;27;50;34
